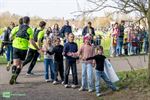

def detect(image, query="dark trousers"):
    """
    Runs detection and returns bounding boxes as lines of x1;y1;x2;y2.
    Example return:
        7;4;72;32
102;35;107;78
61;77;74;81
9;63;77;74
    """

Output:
22;48;39;73
124;49;128;55
54;61;64;81
64;60;78;85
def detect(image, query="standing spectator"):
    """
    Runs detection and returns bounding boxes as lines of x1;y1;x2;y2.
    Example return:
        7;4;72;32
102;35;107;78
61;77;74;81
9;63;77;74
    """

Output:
117;21;125;56
135;26;143;54
142;27;149;54
63;33;79;88
46;37;64;85
52;23;60;37
78;36;95;92
131;33;138;55
60;20;72;38
82;22;95;44
111;23;119;57
86;46;118;97
127;25;135;55
2;22;15;71
45;27;53;39
42;37;54;82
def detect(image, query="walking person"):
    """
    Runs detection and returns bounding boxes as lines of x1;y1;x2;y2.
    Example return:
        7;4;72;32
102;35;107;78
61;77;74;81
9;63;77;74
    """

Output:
9;16;40;85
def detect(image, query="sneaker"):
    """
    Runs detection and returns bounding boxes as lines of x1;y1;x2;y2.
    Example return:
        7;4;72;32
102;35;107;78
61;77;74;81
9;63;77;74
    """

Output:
45;80;50;82
6;62;11;71
64;84;70;88
53;81;58;85
79;87;86;91
96;93;102;97
26;73;34;76
12;66;17;74
61;81;64;85
88;89;94;93
71;85;78;89
9;74;17;85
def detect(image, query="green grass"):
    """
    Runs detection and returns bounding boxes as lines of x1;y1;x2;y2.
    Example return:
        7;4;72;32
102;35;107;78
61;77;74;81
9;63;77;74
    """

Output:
99;69;150;93
0;55;7;64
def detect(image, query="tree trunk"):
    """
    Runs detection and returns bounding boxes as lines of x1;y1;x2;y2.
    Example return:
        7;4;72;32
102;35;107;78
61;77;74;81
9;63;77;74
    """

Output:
148;0;150;82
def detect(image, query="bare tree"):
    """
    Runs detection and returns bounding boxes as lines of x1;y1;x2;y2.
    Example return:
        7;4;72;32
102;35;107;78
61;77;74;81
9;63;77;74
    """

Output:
73;0;150;81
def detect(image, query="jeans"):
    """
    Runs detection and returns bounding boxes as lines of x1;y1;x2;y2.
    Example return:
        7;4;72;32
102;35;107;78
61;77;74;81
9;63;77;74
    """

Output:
6;45;13;62
117;37;123;55
81;63;94;90
22;48;39;73
44;59;55;80
128;43;132;55
144;41;149;53
54;61;64;81
64;60;78;85
95;70;116;94
132;46;137;54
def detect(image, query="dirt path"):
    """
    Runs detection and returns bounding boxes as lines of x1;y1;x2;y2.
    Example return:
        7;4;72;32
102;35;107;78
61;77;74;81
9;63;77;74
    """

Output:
0;55;148;100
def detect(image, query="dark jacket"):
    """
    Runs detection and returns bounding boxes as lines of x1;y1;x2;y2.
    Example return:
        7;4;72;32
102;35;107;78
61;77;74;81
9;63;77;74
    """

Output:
82;26;95;36
3;27;12;45
60;25;72;38
63;42;78;63
47;45;64;62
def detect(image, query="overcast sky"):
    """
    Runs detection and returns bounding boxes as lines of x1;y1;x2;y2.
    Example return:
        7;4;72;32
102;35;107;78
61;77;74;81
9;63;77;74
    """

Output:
0;0;108;19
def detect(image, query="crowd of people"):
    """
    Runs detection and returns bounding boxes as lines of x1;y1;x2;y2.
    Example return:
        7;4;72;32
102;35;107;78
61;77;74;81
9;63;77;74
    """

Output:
0;16;120;97
110;21;149;57
1;16;148;97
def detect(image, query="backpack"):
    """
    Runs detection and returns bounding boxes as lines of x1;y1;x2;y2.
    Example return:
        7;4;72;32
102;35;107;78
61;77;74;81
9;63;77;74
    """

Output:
16;25;30;40
33;29;41;42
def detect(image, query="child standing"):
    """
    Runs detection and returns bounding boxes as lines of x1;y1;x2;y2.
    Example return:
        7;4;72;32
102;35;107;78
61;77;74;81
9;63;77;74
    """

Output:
63;33;79;88
86;46;118;97
78;36;95;92
46;37;64;85
42;37;55;82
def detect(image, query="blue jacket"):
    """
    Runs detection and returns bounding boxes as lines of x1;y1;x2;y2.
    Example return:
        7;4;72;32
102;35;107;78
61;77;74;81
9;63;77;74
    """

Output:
60;25;72;38
63;42;78;63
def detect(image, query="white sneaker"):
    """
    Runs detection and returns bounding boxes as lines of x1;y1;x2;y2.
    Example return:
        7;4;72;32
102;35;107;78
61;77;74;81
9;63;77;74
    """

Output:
71;85;78;88
53;81;58;85
96;93;102;97
64;84;70;88
88;89;94;93
45;80;50;82
61;81;64;85
26;73;34;76
78;87;86;91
